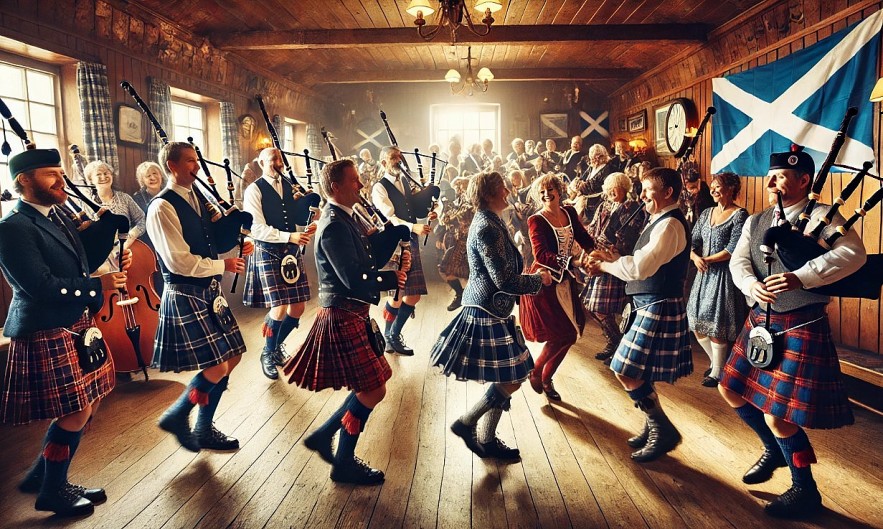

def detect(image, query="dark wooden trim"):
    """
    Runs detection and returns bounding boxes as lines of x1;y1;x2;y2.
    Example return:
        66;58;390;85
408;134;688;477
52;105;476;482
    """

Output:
306;67;641;85
211;24;711;51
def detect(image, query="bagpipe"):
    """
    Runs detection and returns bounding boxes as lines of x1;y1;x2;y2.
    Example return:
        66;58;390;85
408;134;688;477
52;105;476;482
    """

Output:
761;106;883;300
320;125;411;267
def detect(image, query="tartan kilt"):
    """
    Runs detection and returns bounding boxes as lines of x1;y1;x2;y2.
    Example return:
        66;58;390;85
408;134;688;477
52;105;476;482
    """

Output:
610;296;693;383
152;282;246;372
430;306;534;383
720;304;853;430
384;233;427;297
582;272;627;315
243;241;311;308
282;304;392;392
438;238;470;279
1;313;115;425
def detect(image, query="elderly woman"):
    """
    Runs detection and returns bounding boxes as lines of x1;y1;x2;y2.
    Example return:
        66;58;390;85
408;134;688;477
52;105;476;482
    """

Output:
687;172;749;387
83;160;145;250
570;143;613;223
520;174;596;401
132;161;166;214
582;172;647;362
431;171;551;461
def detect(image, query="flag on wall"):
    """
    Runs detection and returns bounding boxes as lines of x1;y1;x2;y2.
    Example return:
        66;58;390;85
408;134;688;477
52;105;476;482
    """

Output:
711;10;882;176
578;109;610;146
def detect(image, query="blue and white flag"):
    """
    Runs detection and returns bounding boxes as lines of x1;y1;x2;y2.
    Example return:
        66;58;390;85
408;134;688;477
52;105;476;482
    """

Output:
711;10;882;176
578;109;609;145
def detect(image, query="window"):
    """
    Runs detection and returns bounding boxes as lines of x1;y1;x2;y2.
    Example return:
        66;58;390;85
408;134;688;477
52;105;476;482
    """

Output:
0;60;62;197
171;99;206;148
430;103;500;154
283;122;295;154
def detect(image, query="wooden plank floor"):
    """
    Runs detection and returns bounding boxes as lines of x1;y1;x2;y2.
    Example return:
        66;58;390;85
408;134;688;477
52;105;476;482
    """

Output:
1;279;882;528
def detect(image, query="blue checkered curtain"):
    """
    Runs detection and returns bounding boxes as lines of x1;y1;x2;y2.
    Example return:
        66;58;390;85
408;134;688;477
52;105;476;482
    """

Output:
76;62;119;173
306;123;324;173
219;102;241;181
272;114;285;148
147;77;172;164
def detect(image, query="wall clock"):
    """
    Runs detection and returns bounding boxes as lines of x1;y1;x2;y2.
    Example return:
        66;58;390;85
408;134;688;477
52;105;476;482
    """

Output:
665;98;698;157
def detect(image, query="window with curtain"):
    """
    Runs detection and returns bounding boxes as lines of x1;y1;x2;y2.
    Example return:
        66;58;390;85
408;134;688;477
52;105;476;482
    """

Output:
283;122;295;153
0;59;62;197
171;99;206;148
430;103;500;152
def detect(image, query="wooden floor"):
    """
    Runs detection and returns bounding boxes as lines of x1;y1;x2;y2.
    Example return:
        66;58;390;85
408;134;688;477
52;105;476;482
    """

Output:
1;280;882;528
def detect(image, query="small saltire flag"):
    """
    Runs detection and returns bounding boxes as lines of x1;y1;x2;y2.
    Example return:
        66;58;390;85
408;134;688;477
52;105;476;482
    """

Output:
578;109;610;145
711;10;882;176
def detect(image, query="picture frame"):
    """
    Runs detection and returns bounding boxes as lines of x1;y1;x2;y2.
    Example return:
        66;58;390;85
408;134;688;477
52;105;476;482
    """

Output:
627;110;646;133
117;104;145;145
618;117;627;132
654;104;672;155
539;112;569;139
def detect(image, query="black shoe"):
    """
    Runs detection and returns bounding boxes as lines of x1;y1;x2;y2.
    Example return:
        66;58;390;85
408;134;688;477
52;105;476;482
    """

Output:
701;376;720;388
446;295;462;311
304;431;335;464
627;419;650;448
64;483;107;504
158;412;201;452
594;342;617;361
385;335;414;356
703;368;712;377
196;425;239;450
18;469;42;494
631;417;682;462
479;438;521;461
272;343;291;367
261;349;279;379
331;456;385;485
743;448;787;484
35;486;94;517
450;419;485;457
543;381;562;401
764;485;822;518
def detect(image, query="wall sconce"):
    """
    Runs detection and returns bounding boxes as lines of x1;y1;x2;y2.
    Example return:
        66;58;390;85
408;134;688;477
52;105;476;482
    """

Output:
628;138;647;149
257;136;273;149
869;77;883;108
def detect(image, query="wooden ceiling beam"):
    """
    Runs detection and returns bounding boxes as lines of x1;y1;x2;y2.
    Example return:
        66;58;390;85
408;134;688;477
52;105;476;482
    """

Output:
301;68;641;85
212;24;709;50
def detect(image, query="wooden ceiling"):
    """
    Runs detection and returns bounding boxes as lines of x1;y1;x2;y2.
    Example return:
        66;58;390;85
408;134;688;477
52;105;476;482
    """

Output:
129;0;766;93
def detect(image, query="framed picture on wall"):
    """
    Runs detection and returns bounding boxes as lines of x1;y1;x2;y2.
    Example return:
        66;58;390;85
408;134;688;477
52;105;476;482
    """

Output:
539;113;568;139
618;117;627;132
627;110;646;133
654;104;672;155
117;104;145;145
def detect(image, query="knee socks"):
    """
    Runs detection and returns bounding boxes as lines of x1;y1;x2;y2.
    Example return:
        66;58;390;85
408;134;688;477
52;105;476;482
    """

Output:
695;335;713;362
38;422;83;496
195;375;229;435
262;314;284;353
389;302;416;339
335;396;374;465
733;404;780;453
311;392;357;441
460;384;510;427
166;371;217;421
382;302;398;336
776;428;817;490
277;315;300;347
709;341;730;379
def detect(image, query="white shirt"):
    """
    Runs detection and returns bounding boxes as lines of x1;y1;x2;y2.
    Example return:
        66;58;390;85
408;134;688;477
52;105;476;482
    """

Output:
146;183;225;278
371;172;416;232
242;174;303;244
729;198;866;306
600;203;687;282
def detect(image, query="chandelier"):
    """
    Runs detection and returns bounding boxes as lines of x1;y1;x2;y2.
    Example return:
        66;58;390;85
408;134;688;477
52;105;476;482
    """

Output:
445;47;493;96
405;0;503;43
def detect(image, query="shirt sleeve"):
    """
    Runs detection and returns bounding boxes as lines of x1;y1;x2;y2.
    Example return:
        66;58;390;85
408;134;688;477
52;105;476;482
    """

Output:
371;181;415;232
146;198;225;278
729;214;759;299
600;217;687;281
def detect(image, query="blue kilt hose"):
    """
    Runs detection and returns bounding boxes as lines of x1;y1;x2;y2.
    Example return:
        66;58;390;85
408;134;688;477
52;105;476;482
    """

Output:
243;240;311;308
610;295;693;383
282;301;392;392
386;233;427;297
720;304;853;430
582;272;627;315
1;312;115;425
152;280;246;372
431;306;534;383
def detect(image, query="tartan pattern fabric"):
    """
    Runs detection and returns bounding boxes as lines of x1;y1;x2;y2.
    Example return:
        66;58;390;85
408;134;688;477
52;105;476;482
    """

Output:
219;102;241;182
581;272;627;315
431;306;534;383
152;283;246;372
273;114;285;147
147;77;173;163
438;237;469;279
243;241;311;307
610;297;693;383
720;304;854;429
386;233;427;297
283;304;392;392
1;313;115;425
76;62;119;172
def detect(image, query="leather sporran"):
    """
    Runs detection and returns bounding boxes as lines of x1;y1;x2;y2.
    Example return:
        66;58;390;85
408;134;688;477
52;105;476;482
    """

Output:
747;326;781;370
365;317;386;357
74;327;109;374
619;301;635;335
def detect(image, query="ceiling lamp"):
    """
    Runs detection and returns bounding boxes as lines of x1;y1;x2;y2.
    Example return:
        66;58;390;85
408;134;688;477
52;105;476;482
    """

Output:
446;46;493;96
406;0;503;43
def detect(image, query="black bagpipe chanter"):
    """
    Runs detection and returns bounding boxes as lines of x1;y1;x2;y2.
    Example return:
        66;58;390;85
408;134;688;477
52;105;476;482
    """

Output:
120;81;252;255
762;106;883;300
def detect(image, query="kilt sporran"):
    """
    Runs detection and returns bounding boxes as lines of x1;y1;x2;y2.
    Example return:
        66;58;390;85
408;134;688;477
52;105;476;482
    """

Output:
73;326;108;374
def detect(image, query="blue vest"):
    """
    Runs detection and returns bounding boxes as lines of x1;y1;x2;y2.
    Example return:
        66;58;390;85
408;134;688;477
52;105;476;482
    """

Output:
625;207;690;297
155;188;220;288
255;177;298;232
379;177;416;223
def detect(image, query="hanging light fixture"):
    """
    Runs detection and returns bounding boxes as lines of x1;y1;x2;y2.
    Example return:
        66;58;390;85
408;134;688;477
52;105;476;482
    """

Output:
446;46;493;96
406;0;503;43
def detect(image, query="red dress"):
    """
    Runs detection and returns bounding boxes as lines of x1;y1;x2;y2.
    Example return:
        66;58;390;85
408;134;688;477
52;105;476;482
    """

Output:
519;206;595;342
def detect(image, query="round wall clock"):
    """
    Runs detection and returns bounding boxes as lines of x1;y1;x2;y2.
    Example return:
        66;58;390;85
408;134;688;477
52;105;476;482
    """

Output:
665;98;698;157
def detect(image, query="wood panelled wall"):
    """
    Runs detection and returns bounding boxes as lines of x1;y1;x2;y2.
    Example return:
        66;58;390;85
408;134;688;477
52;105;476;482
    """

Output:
609;0;883;356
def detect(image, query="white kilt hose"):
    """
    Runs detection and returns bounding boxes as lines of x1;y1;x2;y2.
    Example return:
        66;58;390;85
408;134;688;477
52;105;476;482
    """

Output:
243;240;311;307
152;280;246;372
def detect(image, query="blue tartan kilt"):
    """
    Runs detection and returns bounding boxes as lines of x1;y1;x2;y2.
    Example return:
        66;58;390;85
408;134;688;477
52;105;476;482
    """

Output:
720;304;853;430
582;272;627;315
1;312;115;425
385;233;427;297
243;241;311;307
430;306;534;383
610;296;693;383
153;281;246;372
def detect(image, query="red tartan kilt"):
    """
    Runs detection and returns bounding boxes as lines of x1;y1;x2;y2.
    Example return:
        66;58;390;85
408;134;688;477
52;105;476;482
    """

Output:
282;305;392;392
438;238;469;279
1;313;115;425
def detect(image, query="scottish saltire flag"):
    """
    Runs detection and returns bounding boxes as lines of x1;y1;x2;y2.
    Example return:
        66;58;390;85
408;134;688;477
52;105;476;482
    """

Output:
579;110;610;145
711;10;882;176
